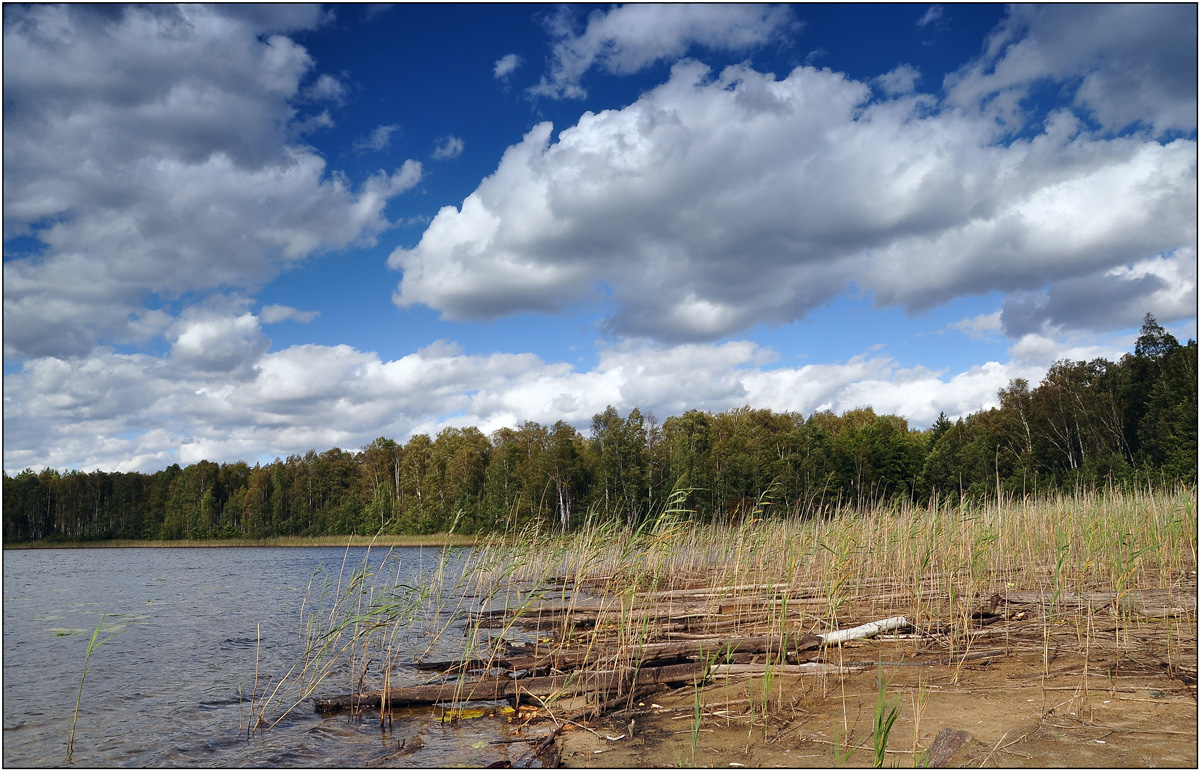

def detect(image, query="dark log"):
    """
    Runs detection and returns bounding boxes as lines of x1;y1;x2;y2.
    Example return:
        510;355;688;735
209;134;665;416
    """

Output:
313;662;706;714
413;657;512;673
413;633;824;678
474;612;598;630
471;603;609;620
518;722;566;768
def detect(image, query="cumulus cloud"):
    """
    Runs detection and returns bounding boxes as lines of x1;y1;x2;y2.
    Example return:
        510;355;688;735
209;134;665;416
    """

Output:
260;304;320;324
304;73;347;102
530;3;795;99
999;249;1197;339
169;309;270;379
949;311;1003;341
355;123;402;152
432;135;465;160
2;5;422;361
945;4;1197;136
4;330;1048;474
876;64;920;96
493;53;522;80
391;58;1195;343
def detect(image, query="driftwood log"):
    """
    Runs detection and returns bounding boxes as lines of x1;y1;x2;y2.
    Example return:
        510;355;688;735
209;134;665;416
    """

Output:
415;618;908;679
313;661;705;714
313;616;915;715
414;632;826;675
710;648;1007;677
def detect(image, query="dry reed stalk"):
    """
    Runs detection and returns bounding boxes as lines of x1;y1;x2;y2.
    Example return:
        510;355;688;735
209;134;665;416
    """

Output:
249;486;1194;738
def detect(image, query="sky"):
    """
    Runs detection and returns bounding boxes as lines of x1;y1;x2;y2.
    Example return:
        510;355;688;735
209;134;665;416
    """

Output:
3;3;1197;475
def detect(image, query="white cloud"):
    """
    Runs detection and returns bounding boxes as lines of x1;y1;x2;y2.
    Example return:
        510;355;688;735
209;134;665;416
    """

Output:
530;3;795;99
916;6;945;29
392;59;1195;342
355;123;401;152
1007;333;1129;371
876;64;921;96
8;320;1139;474
1000;248;1197;339
170;309;270;379
260;304;320;324
493;53;522;80
432;135;465;160
290;108;335;137
304;73;346;102
2;5;422;361
944;4;1196;136
949;311;1003;341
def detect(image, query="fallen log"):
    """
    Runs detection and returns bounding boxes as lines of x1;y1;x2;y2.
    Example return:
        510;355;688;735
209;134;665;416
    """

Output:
818;616;909;645
711;662;874;676
472;603;611;620
710;649;1007;676
414;633;825;677
413;657;512;673
639;582;791;600
313;661;707;714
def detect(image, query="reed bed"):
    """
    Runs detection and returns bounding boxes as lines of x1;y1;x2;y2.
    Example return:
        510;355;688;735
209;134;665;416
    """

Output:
251;484;1196;759
465;485;1195;636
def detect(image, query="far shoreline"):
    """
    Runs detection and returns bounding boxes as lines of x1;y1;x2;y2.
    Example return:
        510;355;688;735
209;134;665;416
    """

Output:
3;534;479;550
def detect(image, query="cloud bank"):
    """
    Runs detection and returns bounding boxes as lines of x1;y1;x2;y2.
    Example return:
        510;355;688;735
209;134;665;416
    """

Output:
393;54;1195;342
531;3;796;99
6;305;1088;474
3;4;423;360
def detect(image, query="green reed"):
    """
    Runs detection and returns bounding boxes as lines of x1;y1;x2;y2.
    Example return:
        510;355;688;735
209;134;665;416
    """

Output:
67;614;122;763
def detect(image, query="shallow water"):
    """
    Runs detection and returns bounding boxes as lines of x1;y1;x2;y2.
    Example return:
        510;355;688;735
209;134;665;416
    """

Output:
2;546;533;768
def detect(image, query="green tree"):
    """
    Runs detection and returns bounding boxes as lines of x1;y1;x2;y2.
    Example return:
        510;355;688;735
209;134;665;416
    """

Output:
546;421;585;532
358;437;400;533
589;407;649;527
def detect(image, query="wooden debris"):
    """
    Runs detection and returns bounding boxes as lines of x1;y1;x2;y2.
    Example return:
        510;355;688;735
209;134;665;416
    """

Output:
413;633;823;677
313;662;706;714
710;662;873;677
817;616;909;645
314;613;916;716
925;727;972;767
710;649;1007;676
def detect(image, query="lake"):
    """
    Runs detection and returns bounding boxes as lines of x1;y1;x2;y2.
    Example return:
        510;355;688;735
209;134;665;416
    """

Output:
2;546;539;768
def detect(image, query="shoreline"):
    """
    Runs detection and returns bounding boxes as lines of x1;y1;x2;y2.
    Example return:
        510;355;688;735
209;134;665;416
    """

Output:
2;534;479;550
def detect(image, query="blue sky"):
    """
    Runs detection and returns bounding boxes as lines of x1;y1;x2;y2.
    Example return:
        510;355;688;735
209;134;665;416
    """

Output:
3;3;1196;474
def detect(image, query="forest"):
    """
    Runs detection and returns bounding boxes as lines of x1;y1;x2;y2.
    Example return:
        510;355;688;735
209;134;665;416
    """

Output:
3;315;1195;543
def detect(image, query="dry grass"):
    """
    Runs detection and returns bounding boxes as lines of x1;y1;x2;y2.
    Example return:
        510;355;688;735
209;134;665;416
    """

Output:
250;484;1197;754
469;485;1195;622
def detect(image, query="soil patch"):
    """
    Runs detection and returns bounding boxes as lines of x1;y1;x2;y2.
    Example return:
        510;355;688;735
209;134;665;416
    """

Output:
555;589;1197;768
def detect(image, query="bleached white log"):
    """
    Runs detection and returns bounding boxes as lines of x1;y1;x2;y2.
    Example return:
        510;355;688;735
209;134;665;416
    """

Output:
819;616;909;646
710;662;872;676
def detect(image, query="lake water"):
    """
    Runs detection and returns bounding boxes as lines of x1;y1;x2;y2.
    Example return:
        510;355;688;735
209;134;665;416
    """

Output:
2;546;540;768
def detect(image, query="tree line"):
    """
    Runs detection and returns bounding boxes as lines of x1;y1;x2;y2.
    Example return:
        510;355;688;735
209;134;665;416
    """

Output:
4;315;1195;543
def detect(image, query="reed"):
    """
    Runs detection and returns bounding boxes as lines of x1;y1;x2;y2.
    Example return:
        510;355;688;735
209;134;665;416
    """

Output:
872;663;901;768
66;614;122;763
252;484;1195;756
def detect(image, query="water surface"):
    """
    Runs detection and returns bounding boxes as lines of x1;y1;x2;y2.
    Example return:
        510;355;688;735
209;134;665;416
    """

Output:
3;546;532;767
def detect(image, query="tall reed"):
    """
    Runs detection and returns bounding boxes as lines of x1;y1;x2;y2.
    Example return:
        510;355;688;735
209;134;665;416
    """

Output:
251;485;1194;738
67;615;122;762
